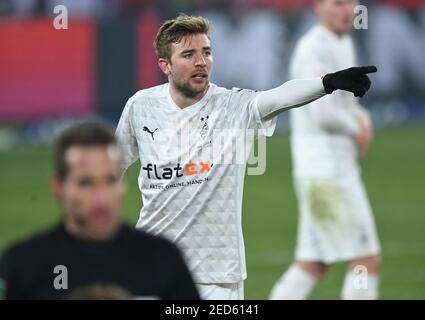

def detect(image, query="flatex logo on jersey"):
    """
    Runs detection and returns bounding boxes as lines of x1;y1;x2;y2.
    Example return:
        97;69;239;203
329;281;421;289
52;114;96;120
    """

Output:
142;161;212;180
142;124;269;176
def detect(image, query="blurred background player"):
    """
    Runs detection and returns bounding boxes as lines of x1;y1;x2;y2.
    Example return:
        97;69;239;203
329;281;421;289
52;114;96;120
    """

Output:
0;123;199;300
270;0;381;300
116;14;376;300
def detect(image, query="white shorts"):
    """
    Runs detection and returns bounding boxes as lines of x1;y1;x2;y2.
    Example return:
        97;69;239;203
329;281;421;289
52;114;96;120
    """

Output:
294;174;381;264
196;282;244;300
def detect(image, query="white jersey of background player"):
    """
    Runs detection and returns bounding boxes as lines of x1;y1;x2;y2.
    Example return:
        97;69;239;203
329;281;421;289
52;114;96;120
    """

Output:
270;0;381;300
116;14;377;300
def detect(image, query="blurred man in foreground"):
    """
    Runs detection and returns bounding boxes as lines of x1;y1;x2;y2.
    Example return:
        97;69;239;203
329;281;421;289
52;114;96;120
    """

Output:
270;0;381;300
0;123;199;300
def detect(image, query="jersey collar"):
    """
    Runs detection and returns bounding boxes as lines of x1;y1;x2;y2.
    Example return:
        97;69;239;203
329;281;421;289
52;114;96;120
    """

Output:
164;82;214;112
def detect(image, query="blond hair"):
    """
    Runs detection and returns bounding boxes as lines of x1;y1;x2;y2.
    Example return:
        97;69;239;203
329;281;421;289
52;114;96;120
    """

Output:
154;14;212;60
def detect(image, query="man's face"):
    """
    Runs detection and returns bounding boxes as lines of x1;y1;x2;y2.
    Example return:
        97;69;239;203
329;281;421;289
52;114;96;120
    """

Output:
161;33;213;98
317;0;357;35
53;145;124;239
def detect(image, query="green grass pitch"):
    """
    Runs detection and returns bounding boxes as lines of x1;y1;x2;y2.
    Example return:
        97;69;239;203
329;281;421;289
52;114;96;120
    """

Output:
0;126;424;299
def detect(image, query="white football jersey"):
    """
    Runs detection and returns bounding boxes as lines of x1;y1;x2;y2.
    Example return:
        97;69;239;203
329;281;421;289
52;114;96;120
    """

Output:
290;25;366;178
116;83;276;283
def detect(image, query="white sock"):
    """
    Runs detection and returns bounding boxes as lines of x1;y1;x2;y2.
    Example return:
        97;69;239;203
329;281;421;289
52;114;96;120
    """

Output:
269;265;317;300
341;271;379;300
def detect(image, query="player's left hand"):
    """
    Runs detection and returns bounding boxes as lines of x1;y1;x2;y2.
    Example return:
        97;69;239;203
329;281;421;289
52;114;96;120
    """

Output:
322;66;378;98
355;112;374;158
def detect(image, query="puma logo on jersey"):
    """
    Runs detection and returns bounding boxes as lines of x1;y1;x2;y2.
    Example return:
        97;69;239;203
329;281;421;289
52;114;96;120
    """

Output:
143;126;158;140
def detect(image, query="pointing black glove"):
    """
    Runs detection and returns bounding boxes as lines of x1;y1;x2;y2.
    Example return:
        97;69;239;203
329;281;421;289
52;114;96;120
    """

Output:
322;66;378;98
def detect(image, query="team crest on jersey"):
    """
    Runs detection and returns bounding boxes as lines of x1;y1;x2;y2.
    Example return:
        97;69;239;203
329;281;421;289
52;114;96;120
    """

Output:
200;115;209;140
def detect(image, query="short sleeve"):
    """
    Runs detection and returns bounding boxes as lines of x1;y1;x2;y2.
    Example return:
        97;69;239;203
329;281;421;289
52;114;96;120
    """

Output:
115;99;139;172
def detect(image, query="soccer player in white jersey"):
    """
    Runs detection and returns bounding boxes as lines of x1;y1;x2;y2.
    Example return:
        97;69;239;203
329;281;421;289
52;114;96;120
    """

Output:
269;0;381;300
116;14;377;300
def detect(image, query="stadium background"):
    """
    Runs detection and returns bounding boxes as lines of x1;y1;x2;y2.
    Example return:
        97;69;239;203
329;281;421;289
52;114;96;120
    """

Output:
0;0;424;299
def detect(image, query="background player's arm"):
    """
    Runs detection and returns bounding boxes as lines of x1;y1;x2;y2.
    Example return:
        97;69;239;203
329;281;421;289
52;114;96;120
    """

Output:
289;52;369;136
353;101;372;127
308;92;362;136
352;101;374;157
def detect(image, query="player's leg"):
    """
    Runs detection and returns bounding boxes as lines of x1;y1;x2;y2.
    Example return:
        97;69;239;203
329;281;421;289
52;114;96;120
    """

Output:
196;281;244;300
341;254;381;300
269;260;327;300
270;178;327;300
339;175;382;299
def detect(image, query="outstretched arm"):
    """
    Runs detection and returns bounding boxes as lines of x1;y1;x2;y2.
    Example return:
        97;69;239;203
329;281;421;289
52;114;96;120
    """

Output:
256;66;377;120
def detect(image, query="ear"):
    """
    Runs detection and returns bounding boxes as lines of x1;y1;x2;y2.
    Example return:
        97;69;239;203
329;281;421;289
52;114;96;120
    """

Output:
158;58;172;76
50;176;63;200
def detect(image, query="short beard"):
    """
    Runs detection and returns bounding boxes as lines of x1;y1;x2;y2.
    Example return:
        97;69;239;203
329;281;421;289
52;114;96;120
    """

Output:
173;77;209;99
